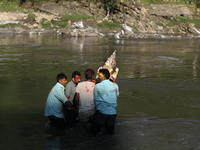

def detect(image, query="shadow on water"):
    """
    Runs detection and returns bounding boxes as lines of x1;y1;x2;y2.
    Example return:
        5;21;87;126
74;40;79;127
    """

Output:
43;117;200;150
0;34;200;149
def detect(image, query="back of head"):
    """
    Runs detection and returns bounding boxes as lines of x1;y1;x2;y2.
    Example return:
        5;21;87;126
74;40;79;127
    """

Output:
72;71;81;78
99;69;110;79
85;69;94;80
57;73;67;82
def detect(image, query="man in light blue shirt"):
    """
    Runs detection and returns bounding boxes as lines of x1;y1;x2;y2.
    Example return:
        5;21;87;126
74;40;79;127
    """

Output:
44;73;77;130
91;69;119;137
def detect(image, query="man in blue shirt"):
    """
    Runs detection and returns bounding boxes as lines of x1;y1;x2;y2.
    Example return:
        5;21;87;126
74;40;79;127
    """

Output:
91;69;119;137
44;73;77;130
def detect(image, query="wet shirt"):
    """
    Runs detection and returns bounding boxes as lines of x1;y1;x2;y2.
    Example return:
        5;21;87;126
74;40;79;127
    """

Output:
65;80;76;104
44;82;68;118
94;79;119;115
75;81;95;112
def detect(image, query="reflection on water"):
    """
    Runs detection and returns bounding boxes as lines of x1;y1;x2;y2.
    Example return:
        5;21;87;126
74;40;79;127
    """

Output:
0;34;200;149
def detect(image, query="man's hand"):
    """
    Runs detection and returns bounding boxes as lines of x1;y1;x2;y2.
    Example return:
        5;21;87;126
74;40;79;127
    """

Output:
65;100;78;114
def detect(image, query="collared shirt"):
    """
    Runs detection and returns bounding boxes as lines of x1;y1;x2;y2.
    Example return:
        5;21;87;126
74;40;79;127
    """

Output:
44;82;68;118
75;81;95;112
65;80;76;104
94;79;119;115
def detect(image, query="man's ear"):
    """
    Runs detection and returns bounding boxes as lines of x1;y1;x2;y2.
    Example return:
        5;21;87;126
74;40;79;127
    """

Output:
58;79;61;83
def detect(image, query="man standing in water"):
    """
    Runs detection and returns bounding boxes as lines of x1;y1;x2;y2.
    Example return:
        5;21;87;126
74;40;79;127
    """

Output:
64;71;81;128
65;71;81;106
91;69;119;137
44;73;77;130
75;69;96;132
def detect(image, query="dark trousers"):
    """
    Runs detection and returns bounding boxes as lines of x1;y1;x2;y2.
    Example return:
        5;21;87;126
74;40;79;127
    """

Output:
63;107;76;129
91;110;116;136
48;115;68;130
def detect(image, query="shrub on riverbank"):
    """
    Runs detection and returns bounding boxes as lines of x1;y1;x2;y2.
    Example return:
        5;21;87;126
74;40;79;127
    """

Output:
42;18;57;29
28;12;36;19
177;16;200;27
97;21;120;27
0;23;17;28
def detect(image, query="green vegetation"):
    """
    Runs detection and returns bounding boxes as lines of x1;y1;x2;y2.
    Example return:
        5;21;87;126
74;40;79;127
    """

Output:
0;23;17;28
58;22;68;28
176;16;200;27
156;23;165;27
0;25;7;28
59;13;95;21
51;19;68;28
156;16;200;28
41;18;57;29
97;20;120;27
166;21;179;26
0;1;24;12
28;12;36;19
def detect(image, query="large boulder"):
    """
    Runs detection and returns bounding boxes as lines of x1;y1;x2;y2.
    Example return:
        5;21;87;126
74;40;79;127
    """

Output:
61;1;79;9
77;8;93;16
146;4;193;18
34;2;67;14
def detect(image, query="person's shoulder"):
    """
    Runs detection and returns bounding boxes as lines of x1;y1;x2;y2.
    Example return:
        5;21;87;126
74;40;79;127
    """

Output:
76;81;85;87
55;82;61;87
66;80;73;86
78;81;85;85
88;81;95;85
54;82;64;90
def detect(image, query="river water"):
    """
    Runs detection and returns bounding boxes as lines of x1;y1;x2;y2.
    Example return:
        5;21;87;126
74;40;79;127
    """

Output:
0;34;200;150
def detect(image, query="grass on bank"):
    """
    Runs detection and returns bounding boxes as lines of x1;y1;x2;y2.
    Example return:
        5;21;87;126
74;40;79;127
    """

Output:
0;23;17;28
166;21;179;26
28;12;36;19
97;20;120;27
42;18;58;29
0;1;24;12
59;13;95;21
176;16;200;27
156;16;200;28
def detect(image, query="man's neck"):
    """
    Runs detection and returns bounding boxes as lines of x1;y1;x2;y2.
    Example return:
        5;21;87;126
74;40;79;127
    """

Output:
100;78;107;82
86;79;93;82
72;80;77;85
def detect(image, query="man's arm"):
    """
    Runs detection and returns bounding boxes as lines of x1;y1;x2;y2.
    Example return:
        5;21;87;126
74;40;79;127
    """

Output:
65;100;78;114
74;92;79;103
65;82;71;99
93;86;98;104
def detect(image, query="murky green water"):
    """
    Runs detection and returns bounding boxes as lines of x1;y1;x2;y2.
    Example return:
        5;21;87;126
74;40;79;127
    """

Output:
0;34;200;149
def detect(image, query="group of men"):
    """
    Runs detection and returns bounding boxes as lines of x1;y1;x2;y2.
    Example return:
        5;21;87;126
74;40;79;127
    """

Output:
44;68;119;137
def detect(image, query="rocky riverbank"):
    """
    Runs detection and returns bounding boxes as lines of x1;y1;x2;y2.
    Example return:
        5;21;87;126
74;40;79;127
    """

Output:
0;0;200;39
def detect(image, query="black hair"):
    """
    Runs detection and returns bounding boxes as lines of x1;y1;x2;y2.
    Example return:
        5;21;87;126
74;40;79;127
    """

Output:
85;69;95;80
99;69;110;79
57;73;67;82
72;71;81;78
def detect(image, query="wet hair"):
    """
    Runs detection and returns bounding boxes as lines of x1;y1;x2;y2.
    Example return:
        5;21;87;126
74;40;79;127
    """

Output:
57;73;67;82
99;69;110;79
85;69;94;80
72;71;81;78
